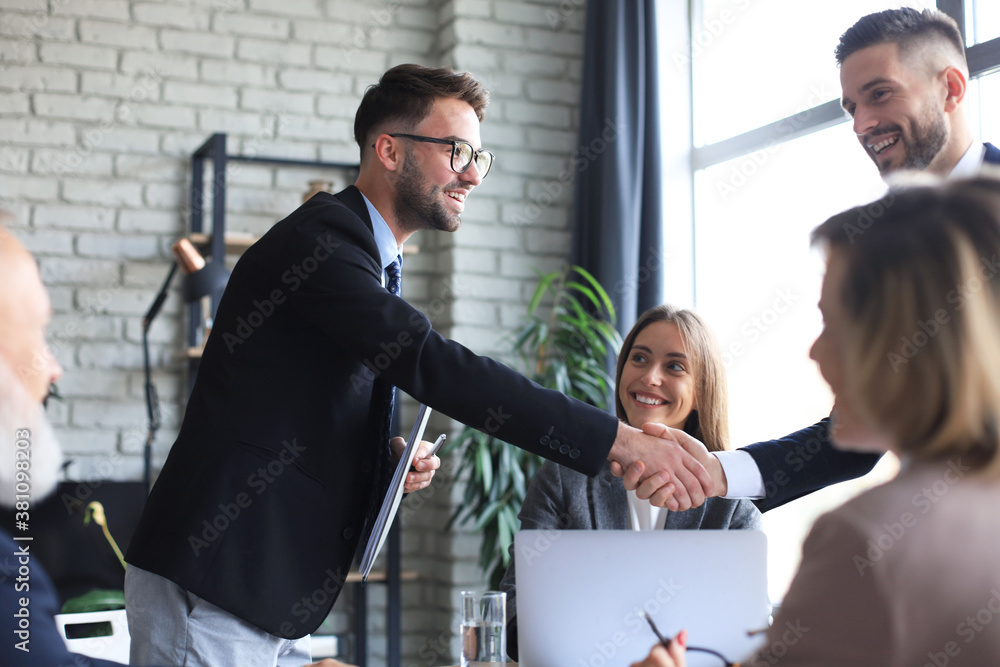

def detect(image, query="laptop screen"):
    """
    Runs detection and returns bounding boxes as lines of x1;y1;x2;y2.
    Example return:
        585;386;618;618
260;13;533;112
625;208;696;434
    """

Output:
514;530;769;667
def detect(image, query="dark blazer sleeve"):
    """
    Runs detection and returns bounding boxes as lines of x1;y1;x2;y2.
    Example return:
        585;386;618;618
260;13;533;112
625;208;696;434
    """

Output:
742;419;880;512
983;142;1000;165
1;530;139;667
283;196;619;476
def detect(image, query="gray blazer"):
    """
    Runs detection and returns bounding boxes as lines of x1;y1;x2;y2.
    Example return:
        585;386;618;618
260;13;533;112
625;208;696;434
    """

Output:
500;459;762;659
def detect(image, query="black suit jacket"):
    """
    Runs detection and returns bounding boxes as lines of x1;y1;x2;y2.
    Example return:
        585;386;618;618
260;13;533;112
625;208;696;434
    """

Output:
746;140;1000;511
125;186;619;639
744;419;879;512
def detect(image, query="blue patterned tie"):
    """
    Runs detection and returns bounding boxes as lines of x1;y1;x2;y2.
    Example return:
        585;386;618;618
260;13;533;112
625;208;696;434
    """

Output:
385;254;402;444
386;254;402;297
362;254;405;546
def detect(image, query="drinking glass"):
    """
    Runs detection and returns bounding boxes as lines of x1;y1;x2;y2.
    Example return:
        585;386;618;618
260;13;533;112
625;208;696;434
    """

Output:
460;590;506;666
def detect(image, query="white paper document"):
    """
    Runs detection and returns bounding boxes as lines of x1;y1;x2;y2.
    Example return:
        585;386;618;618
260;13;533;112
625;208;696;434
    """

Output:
359;403;433;582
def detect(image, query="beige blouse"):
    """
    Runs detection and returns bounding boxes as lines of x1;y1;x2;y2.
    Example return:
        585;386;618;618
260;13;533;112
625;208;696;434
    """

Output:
751;458;1000;666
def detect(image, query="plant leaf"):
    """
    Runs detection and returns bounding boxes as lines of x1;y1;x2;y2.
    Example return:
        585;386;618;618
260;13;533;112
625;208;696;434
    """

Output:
565;281;602;312
477;443;494;494
60;589;125;614
573;265;617;322
476;499;503;528
510;457;526;498
528;271;559;314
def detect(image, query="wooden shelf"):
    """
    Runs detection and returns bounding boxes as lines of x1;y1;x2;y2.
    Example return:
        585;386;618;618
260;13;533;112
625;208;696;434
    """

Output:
189;232;419;257
188;231;258;255
345;570;418;584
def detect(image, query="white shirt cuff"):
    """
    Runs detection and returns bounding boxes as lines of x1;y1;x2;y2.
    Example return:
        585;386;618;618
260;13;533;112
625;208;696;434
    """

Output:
714;450;765;499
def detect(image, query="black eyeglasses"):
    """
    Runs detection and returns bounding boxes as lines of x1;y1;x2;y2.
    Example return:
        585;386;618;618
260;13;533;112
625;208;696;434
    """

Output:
385;133;495;178
43;383;62;409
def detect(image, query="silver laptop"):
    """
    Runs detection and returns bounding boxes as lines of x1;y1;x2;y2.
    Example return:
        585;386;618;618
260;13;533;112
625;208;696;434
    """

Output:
513;530;769;667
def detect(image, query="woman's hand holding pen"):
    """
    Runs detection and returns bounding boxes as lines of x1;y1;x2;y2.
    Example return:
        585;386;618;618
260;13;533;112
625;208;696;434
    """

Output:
631;629;688;667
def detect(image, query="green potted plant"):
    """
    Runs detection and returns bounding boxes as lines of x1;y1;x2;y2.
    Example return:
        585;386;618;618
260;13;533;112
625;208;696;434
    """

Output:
444;264;622;587
60;501;127;613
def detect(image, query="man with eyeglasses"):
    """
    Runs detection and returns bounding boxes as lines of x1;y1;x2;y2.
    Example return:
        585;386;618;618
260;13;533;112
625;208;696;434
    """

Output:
124;64;707;667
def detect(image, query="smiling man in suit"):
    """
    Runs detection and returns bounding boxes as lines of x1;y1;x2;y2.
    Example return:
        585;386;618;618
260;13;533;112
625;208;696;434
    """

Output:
124;64;715;667
838;7;999;177
624;8;1000;513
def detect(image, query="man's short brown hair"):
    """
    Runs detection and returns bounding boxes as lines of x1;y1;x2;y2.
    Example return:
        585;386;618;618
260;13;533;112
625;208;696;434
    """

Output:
835;7;966;66
353;64;490;153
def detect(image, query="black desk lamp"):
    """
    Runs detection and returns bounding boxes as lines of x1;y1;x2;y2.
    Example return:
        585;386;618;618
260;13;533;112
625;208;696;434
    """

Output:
141;239;229;492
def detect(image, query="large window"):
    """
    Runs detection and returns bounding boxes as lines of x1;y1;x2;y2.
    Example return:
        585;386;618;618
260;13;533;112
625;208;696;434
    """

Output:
965;0;1000;45
963;0;1000;139
664;0;1000;601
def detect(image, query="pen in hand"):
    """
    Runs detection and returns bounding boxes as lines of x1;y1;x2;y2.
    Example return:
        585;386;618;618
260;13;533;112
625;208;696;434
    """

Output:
641;611;741;666
411;434;446;471
428;433;446;457
641;610;672;649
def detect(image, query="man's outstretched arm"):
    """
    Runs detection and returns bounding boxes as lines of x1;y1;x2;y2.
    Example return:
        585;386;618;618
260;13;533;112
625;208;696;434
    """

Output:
740;419;881;512
616;420;880;512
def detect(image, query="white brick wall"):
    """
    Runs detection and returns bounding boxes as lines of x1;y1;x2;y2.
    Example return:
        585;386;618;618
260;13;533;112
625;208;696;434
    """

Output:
0;0;588;664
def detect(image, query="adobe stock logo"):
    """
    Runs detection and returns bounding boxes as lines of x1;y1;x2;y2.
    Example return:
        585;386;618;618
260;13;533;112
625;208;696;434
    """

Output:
853;459;969;576
720;288;797;369
923;589;1000;667
887;254;1000;372
580;578;683;667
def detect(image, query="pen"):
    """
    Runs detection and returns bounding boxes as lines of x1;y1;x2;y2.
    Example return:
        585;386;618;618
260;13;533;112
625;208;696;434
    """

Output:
409;434;446;474
427;433;447;457
640;611;671;649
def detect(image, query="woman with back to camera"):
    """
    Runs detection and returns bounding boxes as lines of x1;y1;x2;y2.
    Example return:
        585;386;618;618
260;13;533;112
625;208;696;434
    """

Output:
633;176;1000;667
501;304;761;659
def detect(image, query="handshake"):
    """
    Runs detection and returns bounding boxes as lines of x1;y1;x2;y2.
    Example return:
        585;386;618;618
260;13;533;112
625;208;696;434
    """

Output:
607;422;727;511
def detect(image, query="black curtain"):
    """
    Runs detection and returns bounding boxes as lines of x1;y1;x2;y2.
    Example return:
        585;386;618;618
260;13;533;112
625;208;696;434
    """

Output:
571;0;663;335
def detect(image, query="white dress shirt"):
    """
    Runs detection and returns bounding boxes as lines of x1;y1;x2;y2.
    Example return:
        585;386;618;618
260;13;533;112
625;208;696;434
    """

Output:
626;490;668;530
360;192;403;285
949;140;987;179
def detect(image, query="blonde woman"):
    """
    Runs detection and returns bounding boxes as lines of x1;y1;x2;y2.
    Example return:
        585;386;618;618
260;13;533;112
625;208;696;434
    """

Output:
501;304;761;660
634;178;1000;666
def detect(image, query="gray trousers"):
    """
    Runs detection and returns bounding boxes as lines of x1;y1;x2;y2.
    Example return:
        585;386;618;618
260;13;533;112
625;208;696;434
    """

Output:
125;565;312;667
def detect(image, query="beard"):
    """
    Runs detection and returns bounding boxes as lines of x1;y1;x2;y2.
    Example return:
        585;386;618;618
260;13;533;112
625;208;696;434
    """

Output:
874;103;948;175
900;107;948;172
0;353;63;509
393;152;463;234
